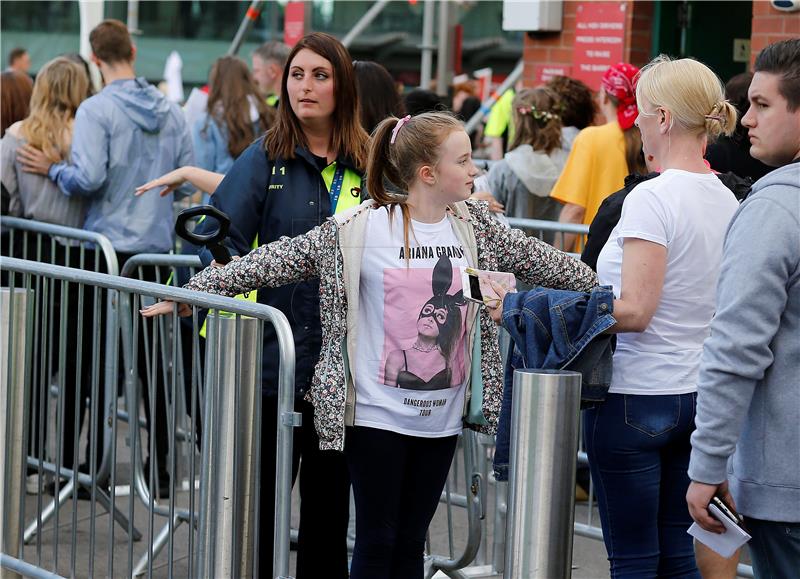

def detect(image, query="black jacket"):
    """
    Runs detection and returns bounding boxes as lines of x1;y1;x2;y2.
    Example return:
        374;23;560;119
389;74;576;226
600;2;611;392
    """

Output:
581;171;752;272
195;137;364;396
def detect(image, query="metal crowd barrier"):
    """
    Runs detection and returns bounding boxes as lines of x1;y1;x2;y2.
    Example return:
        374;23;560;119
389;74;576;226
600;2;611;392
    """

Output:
1;216;755;578
506;217;589;254
0;256;296;579
1;216;123;552
118;253;203;576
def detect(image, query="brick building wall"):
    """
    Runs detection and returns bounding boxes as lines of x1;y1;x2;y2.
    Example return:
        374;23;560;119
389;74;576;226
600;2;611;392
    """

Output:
521;1;654;88
750;1;800;65
522;0;799;88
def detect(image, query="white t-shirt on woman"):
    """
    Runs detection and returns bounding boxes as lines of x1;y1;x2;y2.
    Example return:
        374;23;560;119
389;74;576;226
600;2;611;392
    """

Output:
597;169;739;395
355;206;472;437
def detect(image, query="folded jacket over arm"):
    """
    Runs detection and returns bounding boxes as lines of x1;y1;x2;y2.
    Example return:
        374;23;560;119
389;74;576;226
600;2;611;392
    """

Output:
494;286;616;481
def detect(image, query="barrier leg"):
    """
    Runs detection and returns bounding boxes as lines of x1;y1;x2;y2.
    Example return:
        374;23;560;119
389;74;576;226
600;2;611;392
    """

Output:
130;514;183;578
504;370;582;579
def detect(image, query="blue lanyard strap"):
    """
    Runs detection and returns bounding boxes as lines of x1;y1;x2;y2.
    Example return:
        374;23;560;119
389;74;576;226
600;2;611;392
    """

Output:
328;163;346;212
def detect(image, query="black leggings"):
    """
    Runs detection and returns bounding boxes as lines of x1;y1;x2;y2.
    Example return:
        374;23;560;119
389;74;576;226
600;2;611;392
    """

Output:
345;426;458;579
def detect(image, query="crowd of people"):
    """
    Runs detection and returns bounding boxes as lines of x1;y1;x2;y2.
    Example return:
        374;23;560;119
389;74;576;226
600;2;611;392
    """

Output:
1;18;798;579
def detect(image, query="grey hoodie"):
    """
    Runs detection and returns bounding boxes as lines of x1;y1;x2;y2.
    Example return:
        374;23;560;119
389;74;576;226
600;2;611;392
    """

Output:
689;161;800;522
48;78;193;254
485;144;566;242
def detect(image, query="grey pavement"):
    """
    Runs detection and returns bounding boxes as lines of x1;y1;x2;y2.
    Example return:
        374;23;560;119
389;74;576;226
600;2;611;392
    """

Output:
14;417;613;579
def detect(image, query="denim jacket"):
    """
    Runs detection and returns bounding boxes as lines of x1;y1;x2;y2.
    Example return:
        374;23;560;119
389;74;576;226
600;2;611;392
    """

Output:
494;286;616;481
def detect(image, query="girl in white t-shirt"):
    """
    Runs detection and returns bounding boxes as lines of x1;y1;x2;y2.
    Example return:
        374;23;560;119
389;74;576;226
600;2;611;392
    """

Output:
587;57;740;577
143;111;598;577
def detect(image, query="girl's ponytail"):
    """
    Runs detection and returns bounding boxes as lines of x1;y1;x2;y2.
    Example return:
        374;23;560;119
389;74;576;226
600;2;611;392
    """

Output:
366;116;401;206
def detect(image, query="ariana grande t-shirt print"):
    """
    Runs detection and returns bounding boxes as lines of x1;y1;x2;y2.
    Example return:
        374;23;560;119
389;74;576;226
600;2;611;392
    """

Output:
354;206;471;437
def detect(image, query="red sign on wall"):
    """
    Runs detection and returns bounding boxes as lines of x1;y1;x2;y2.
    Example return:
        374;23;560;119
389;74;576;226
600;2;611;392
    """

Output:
284;2;306;47
572;2;627;90
534;65;573;85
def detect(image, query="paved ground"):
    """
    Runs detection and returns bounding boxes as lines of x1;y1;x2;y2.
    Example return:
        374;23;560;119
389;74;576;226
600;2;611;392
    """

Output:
11;406;750;579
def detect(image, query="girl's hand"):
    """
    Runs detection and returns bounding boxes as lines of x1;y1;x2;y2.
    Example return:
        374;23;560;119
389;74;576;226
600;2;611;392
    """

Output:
483;278;510;325
140;300;192;318
135;167;188;197
470;191;505;214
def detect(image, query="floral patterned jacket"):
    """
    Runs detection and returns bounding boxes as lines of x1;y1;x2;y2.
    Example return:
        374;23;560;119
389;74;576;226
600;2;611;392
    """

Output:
185;199;598;451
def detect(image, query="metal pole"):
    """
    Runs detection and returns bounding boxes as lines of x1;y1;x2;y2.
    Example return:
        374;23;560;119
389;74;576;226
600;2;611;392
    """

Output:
127;0;140;34
228;0;265;56
1;288;31;579
341;0;390;49
420;0;436;89
435;0;453;97
505;369;582;579
272;308;299;579
464;59;523;135
196;313;262;578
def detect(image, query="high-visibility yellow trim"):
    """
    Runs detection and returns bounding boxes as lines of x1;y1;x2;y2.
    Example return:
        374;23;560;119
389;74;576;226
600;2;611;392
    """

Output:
198;165;360;338
322;163;362;214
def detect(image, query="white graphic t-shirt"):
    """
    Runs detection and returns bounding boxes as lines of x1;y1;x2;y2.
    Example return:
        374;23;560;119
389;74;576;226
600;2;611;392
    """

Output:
355;206;471;437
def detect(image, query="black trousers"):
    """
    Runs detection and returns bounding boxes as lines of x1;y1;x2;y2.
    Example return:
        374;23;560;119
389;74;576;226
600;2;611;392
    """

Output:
259;394;351;579
345;426;458;579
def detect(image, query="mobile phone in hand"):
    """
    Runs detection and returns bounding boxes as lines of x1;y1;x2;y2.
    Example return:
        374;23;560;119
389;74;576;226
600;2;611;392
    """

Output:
710;496;743;527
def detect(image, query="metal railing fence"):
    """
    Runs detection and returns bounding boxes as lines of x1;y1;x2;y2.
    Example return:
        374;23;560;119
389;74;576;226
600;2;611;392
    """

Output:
507;216;589;254
1;216;755;578
0;256;296;579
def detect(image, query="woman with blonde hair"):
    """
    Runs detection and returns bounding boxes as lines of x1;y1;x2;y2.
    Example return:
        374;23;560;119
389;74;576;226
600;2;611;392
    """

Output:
0;56;92;480
1;56;88;225
481;87;567;242
584;56;739;577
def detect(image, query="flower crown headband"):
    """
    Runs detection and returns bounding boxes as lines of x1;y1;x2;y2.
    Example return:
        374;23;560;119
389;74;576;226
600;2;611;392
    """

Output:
516;105;559;123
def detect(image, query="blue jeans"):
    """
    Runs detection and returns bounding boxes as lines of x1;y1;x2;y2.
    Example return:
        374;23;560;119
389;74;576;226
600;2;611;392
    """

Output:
583;392;701;578
746;518;800;579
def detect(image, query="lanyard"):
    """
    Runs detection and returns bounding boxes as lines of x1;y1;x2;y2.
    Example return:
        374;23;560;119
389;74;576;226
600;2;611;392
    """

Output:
328;163;346;212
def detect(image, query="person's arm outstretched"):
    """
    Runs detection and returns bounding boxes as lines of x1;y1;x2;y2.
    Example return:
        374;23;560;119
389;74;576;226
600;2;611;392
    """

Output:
135;166;224;197
142;218;334;317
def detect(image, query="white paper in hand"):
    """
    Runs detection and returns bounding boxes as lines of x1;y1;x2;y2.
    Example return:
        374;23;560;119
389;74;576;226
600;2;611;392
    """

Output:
687;504;751;558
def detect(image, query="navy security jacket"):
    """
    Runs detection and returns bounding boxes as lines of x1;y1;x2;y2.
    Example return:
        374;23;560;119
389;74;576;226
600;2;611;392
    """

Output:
194;137;364;397
494;286;616;481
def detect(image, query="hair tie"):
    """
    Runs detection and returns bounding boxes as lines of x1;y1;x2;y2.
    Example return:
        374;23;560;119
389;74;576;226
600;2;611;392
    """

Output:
517;105;559;123
390;115;412;145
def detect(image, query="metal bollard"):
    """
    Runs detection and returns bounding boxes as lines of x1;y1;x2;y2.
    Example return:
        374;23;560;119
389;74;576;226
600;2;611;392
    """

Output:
1;288;31;579
505;369;582;579
196;313;262;578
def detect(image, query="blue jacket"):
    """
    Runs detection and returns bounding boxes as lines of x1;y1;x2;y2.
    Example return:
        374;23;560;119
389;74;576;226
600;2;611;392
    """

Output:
494;286;616;481
48;77;194;254
192;112;265;175
195;137;364;397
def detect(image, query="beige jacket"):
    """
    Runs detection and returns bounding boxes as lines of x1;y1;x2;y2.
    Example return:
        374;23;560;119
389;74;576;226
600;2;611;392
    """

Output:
185;199;597;450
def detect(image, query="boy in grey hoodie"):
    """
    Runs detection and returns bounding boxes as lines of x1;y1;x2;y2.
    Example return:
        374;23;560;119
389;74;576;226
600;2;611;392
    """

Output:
687;39;800;577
